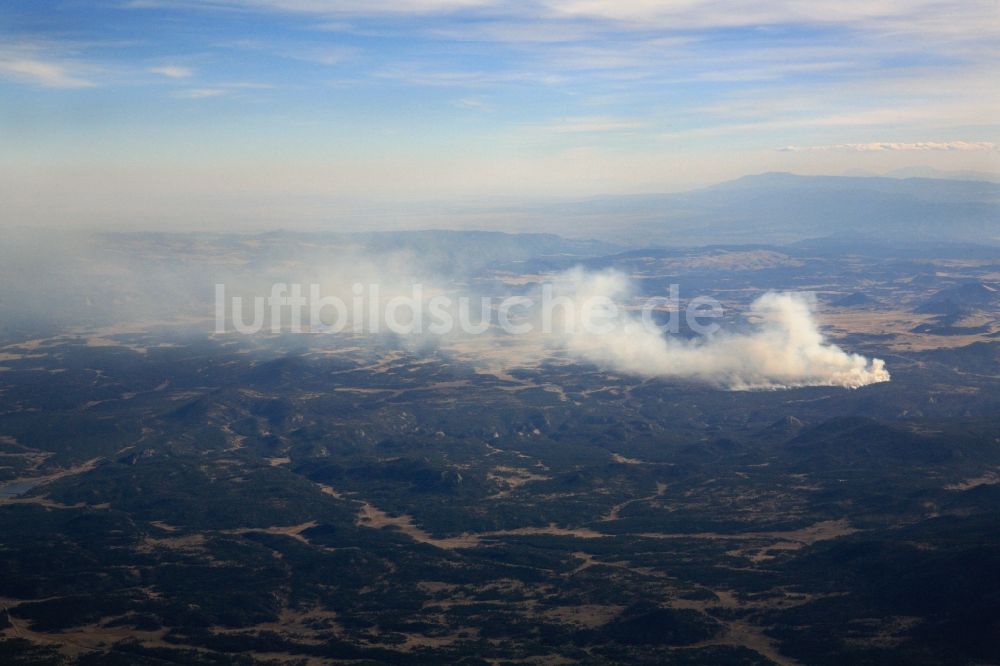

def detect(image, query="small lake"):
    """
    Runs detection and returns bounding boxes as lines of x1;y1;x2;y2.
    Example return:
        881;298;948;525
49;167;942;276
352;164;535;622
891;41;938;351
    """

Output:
0;479;44;498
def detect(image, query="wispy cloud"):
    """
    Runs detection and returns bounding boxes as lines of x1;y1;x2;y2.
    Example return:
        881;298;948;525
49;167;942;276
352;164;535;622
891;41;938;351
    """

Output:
539;0;1000;35
125;0;1000;34
172;87;227;98
170;81;275;98
375;65;566;87
149;65;193;78
428;20;598;43
658;108;952;141
780;141;998;152
213;39;357;66
125;0;495;15
454;96;489;109
0;58;96;88
544;115;645;133
291;46;356;65
224;81;276;89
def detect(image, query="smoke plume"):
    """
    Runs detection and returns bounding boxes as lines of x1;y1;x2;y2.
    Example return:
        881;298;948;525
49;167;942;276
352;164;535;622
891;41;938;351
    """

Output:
554;269;889;390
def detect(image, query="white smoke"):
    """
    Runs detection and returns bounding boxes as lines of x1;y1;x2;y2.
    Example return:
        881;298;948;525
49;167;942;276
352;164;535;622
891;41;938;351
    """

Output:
1;229;890;391
552;269;890;390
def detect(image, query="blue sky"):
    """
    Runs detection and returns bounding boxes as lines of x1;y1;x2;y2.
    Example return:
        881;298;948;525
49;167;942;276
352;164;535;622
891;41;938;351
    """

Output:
1;0;998;228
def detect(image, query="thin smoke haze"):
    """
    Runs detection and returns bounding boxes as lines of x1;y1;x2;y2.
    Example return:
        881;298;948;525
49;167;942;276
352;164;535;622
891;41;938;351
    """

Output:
208;264;891;390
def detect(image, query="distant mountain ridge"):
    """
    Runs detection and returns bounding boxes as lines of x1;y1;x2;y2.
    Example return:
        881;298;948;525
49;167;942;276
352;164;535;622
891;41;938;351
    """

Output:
844;166;1000;183
567;172;1000;246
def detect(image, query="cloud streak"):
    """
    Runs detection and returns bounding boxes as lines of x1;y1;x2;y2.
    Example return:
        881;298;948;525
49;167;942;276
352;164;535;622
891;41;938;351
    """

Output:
780;141;998;152
545;115;645;133
0;58;95;88
124;0;1000;35
149;65;193;78
172;87;228;98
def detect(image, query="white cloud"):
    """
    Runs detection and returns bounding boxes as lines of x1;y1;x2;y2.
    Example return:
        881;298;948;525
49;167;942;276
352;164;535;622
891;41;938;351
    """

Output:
0;58;95;88
780;141;998;152
149;65;193;78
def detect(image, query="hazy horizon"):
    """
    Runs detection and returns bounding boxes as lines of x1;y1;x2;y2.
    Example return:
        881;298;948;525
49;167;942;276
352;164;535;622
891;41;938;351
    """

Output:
3;0;999;230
